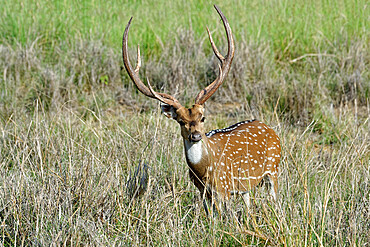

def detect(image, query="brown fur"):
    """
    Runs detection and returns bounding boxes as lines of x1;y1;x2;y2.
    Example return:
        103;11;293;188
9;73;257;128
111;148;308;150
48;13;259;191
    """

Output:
167;104;281;203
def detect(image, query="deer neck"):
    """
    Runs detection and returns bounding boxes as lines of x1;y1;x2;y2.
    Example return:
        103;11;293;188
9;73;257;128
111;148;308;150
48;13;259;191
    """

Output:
183;137;210;175
184;139;203;164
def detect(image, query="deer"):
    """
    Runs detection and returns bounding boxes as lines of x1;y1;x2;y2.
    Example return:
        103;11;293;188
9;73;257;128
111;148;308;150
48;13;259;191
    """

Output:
122;5;281;215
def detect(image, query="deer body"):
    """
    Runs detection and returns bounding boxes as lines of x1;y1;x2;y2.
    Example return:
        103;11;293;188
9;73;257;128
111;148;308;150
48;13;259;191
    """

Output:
122;5;281;213
185;119;280;202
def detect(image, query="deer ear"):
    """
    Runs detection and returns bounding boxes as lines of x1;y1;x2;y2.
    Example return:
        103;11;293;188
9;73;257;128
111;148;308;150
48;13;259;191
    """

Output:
161;104;178;119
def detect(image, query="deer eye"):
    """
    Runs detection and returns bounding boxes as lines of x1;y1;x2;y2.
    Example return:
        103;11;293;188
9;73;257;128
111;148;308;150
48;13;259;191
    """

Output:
201;117;205;122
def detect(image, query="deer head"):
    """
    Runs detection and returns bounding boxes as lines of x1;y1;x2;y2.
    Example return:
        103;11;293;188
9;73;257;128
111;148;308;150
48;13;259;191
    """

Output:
122;5;234;143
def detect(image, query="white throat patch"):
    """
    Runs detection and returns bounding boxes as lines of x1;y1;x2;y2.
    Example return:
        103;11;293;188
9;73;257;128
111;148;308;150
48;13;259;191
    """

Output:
184;140;203;164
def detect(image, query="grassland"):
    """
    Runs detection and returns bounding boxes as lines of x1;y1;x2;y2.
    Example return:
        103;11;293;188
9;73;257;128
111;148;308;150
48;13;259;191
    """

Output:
0;0;369;246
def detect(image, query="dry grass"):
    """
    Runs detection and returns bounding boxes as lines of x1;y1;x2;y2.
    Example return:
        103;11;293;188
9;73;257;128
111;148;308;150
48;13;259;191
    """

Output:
0;98;368;245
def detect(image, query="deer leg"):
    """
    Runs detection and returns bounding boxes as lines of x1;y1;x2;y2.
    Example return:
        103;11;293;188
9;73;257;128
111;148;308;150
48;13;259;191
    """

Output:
202;197;222;218
242;192;251;209
202;198;211;215
201;185;221;217
266;175;278;201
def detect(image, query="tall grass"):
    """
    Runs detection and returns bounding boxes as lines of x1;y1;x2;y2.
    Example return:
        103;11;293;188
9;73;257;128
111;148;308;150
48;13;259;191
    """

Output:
0;101;368;245
0;0;369;245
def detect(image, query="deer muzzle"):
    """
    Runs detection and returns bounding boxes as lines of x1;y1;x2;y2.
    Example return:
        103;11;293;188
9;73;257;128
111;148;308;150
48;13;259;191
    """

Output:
189;132;202;142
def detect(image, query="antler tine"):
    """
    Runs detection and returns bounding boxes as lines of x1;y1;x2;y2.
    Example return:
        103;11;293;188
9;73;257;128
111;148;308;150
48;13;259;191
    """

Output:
146;78;182;108
122;17;182;108
195;5;235;105
134;44;141;73
206;27;225;63
122;17;152;98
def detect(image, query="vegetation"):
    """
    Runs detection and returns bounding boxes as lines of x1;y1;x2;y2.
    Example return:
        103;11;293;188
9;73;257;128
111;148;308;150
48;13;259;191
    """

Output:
0;0;369;245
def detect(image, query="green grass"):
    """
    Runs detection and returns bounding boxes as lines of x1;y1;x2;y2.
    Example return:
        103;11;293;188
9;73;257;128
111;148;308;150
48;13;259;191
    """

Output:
1;0;368;57
0;0;369;245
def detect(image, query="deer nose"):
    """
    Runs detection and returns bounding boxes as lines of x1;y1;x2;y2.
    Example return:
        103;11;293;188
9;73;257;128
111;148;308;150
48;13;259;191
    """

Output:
190;132;202;142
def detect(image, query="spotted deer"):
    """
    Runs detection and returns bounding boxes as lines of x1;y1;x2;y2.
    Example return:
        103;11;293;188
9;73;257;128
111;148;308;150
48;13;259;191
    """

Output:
122;5;281;213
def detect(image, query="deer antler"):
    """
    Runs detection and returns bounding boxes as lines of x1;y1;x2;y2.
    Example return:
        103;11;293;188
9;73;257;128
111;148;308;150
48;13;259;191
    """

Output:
194;5;235;105
122;18;182;109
